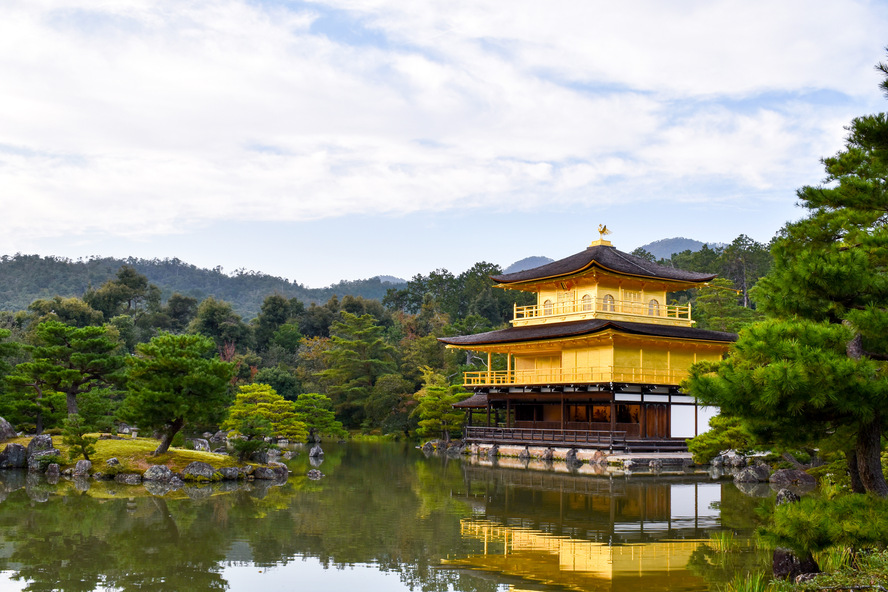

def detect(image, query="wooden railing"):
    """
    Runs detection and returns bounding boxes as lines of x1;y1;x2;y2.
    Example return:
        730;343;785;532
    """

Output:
513;297;691;323
463;366;684;387
464;426;627;448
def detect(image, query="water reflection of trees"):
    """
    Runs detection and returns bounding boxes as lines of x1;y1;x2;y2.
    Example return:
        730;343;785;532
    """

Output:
0;443;497;592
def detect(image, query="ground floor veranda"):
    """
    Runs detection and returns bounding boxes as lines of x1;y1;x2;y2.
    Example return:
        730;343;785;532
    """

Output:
457;382;716;452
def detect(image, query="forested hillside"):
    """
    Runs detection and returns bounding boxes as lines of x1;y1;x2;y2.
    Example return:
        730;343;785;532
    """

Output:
0;255;404;320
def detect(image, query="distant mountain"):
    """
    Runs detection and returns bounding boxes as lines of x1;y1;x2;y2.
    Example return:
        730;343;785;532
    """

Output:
374;275;407;284
0;255;406;321
503;256;555;275
639;238;709;260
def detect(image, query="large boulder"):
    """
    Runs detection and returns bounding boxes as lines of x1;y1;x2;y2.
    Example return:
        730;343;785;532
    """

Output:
253;467;277;480
770;469;817;488
209;431;228;444
309;445;324;458
773;548;819;580
28;449;61;472
73;460;92;477
182;461;217;481
27;435;54;457
0;418;17;442
734;464;771;483
776;488;801;506
218;467;240;481
0;444;28;469
143;465;173;482
268;462;289;480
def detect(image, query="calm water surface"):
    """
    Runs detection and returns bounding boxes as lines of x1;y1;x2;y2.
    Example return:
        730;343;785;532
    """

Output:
0;442;769;591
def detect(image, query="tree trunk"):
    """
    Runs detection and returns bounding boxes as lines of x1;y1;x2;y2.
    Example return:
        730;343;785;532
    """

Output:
66;391;78;416
153;418;185;456
855;417;888;497
846;449;867;494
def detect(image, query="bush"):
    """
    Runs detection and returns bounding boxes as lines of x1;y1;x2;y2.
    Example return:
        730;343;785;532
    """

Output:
34;454;63;471
687;415;757;464
171;433;185;448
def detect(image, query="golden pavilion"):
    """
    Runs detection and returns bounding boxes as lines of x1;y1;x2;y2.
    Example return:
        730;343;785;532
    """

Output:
439;233;735;451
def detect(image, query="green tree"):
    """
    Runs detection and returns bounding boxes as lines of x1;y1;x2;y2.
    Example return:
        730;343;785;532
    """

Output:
123;332;234;455
318;312;397;428
411;368;464;443
693;278;763;333
62;413;98;461
9;321;123;417
292;393;346;441
27;296;104;328
165;293;199;333
188;297;253;352
689;62;888;496
222;383;307;443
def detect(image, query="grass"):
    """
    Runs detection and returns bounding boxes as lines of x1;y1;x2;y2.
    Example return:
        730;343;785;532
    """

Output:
9;434;244;474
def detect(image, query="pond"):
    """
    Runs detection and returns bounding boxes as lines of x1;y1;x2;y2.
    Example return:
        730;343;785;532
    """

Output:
0;442;770;591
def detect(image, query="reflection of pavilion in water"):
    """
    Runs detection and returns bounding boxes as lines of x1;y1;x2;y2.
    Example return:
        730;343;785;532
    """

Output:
445;465;724;591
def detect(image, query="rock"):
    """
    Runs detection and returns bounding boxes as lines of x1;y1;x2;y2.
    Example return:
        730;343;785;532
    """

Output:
182;461;217;481
202;432;213;439
268;462;289;480
115;473;142;485
143;480;172;496
218;467;240;481
307;469;323;480
26;435;54;457
117;423;131;434
0;418;17;441
773;548;819;580
62;468;73;477
590;450;608;465
267;448;281;459
770;469;816;488
727;454;747;468
776;488;801;506
240;464;255;476
541;448;554;461
421;441;434;454
711;456;725;468
649;459;663;472
106;457;120;467
143;465;173;482
734;481;772;498
92;472;107;480
249;451;269;464
73;460;92;476
281;450;296;460
188;438;210;452
45;463;60;480
28;449;61;472
212;447;227;454
734;464;771;483
518;447;530;461
0;443;28;469
565;449;581;467
253;467;276;480
209;430;228;444
623;459;636;471
169;476;184;489
486;445;499;460
309;445;324;458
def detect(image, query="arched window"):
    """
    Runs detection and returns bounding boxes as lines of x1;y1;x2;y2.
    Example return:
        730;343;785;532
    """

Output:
602;294;615;312
648;298;660;316
543;299;553;315
581;294;592;311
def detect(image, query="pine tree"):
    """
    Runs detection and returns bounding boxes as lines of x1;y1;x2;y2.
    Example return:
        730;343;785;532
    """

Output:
689;61;888;496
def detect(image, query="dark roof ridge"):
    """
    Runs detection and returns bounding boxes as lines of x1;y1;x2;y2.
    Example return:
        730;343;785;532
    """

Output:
491;244;716;285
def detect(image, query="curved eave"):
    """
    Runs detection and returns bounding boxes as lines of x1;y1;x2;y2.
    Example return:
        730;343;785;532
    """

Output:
493;261;716;290
438;319;736;350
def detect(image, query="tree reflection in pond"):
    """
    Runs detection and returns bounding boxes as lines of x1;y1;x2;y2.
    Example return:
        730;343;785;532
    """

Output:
0;442;766;592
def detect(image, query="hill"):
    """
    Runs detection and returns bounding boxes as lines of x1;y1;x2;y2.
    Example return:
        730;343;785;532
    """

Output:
0;255;405;320
639;237;708;260
503;256;555;274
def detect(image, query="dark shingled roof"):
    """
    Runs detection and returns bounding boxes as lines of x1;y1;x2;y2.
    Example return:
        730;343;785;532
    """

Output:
439;319;736;347
491;245;717;285
453;393;488;408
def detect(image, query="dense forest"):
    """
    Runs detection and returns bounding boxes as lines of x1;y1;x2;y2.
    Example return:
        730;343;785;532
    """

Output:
0;255;405;320
0;234;772;442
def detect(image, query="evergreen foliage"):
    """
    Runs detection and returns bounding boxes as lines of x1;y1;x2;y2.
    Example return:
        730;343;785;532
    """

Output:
122;332;234;455
223;383;308;443
291;393;346;441
411;368;465;443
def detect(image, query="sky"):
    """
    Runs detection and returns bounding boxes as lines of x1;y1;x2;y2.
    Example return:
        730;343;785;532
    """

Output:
1;1;887;288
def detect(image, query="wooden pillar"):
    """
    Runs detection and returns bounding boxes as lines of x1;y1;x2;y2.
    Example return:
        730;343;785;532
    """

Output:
487;352;492;384
610;391;616;435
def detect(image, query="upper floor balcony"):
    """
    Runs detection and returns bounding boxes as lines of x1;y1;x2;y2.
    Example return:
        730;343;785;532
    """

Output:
511;295;692;328
464;366;685;387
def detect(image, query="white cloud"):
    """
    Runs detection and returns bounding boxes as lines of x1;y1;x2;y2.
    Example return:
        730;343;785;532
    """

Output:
0;0;886;255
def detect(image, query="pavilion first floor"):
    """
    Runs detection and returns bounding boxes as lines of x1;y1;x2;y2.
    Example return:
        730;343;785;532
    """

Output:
455;381;718;452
